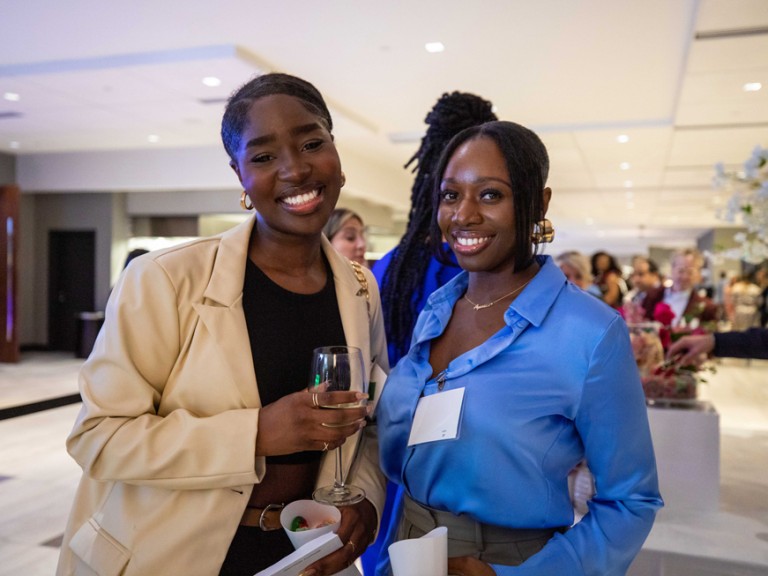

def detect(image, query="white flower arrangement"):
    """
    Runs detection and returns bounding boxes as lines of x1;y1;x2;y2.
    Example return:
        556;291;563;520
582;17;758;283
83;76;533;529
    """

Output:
714;145;768;264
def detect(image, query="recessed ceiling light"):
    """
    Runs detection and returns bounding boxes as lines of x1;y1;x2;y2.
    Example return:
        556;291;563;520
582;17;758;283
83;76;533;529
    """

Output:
3;92;20;102
620;162;631;170
425;42;445;53
616;134;629;143
9;141;19;149
743;82;762;92
202;76;222;87
148;134;160;143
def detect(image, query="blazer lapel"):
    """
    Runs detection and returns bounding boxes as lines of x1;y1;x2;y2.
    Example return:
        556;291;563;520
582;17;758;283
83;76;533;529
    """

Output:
322;238;372;481
194;217;261;408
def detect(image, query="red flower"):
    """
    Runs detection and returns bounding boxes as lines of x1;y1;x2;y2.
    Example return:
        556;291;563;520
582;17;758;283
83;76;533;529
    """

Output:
653;302;676;327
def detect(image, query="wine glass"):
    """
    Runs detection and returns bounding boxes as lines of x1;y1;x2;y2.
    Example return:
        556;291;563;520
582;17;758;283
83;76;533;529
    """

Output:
308;345;367;506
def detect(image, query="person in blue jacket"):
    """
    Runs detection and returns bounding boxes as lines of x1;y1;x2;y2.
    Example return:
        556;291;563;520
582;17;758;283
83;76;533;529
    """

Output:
366;91;497;576
377;120;663;575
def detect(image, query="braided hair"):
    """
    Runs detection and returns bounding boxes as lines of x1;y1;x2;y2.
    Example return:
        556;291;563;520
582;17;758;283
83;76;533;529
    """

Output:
381;92;497;361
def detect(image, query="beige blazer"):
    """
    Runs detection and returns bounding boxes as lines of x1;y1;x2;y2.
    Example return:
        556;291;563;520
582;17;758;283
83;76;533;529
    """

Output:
56;217;389;576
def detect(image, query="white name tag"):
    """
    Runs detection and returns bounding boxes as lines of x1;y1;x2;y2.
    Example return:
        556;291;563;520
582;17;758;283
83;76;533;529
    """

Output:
407;387;465;446
368;362;387;409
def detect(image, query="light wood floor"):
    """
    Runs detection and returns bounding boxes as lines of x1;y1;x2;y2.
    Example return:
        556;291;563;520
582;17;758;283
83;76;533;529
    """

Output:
0;352;766;575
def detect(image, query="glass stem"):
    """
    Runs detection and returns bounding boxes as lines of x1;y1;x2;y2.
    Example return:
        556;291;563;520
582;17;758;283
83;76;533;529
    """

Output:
335;448;346;489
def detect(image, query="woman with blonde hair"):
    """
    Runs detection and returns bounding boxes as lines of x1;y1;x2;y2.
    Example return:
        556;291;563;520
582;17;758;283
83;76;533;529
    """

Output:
323;207;367;266
555;250;601;298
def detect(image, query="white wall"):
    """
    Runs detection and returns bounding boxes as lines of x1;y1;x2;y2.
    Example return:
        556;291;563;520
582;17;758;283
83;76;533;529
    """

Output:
15;142;412;211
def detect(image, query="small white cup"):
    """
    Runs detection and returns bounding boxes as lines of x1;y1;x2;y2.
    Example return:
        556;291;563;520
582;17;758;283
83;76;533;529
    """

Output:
280;499;341;549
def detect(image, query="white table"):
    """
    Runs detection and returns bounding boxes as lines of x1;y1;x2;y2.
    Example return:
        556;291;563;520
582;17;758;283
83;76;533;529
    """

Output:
646;401;720;512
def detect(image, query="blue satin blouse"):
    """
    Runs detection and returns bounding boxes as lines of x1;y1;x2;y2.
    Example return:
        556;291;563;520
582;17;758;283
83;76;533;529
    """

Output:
377;256;663;575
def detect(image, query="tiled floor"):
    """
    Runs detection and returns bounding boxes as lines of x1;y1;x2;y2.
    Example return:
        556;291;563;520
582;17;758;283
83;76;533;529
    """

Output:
0;352;767;575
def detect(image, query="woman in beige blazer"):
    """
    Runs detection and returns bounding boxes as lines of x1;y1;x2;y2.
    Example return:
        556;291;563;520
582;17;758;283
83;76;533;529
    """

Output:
57;73;388;576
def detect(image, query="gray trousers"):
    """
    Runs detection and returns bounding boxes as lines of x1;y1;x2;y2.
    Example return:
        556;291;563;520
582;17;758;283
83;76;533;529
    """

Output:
399;495;565;567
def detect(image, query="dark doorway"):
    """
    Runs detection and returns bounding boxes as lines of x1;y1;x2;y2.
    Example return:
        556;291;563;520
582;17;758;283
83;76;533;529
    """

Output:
0;185;20;363
48;230;96;352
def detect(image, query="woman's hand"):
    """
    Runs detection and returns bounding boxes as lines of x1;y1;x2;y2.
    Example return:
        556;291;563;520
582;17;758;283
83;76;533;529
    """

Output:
448;556;497;576
299;498;377;576
255;389;369;457
666;333;715;367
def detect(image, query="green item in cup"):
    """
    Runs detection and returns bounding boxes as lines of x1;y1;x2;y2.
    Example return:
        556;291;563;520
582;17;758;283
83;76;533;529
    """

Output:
290;516;309;531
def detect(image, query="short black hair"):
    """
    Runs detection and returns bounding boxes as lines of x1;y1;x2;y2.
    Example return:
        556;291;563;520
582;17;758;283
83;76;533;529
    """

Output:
430;120;550;272
221;72;333;162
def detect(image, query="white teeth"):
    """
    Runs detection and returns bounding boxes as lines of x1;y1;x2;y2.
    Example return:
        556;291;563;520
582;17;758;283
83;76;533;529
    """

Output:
282;189;319;206
456;236;489;247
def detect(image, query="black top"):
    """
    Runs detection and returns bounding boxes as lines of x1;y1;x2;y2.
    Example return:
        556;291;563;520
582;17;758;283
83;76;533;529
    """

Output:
242;255;347;463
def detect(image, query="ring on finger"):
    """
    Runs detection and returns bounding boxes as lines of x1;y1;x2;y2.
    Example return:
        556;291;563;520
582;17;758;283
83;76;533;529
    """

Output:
346;540;356;554
322;442;329;452
311;394;319;408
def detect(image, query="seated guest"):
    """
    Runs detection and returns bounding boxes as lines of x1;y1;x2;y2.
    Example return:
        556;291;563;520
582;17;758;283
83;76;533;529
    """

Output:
641;248;717;326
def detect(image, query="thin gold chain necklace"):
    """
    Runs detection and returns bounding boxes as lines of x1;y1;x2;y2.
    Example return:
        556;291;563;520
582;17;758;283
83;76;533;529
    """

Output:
463;280;531;311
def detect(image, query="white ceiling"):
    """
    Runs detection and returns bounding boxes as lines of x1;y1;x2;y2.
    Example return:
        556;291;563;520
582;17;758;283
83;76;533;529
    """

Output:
1;0;767;256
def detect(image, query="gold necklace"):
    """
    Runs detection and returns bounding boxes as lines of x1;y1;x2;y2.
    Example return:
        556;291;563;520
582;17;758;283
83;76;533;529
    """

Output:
463;280;531;311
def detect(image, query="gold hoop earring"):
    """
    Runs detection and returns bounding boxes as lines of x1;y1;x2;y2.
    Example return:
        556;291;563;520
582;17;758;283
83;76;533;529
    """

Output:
532;219;555;244
340;172;346;188
240;191;254;211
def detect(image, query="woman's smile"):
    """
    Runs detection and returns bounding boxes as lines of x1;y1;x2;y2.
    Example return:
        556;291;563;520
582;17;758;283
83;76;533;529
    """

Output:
279;186;324;213
451;233;492;255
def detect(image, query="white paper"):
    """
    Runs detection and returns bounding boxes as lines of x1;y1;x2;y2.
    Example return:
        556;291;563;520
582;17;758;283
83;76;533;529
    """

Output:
253;532;361;576
369;362;387;411
407;387;465;446
389;526;448;576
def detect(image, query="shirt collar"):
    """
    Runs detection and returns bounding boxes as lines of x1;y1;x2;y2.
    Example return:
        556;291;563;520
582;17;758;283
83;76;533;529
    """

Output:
423;255;566;328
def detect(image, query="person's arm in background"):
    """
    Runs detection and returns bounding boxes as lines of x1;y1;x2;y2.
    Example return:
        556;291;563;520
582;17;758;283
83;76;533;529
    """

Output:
667;328;768;365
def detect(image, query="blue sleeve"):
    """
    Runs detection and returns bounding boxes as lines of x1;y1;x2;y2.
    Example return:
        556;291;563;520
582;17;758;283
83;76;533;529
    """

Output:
372;250;394;287
494;316;663;575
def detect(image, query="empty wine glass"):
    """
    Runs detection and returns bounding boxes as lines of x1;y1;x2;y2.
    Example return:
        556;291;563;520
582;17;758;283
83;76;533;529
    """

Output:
308;345;367;506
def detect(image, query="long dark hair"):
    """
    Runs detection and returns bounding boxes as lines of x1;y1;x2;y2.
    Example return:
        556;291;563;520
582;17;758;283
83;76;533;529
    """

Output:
430;121;550;272
381;92;497;361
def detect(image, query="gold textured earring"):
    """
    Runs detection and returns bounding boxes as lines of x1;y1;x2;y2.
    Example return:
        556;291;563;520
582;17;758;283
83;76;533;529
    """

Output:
532;219;555;244
340;172;346;188
240;191;254;211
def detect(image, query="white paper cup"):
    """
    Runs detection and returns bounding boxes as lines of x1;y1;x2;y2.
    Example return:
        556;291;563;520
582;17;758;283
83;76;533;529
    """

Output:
389;526;448;576
280;499;341;549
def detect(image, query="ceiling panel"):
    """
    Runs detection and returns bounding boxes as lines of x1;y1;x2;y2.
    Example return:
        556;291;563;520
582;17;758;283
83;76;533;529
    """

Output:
1;0;766;257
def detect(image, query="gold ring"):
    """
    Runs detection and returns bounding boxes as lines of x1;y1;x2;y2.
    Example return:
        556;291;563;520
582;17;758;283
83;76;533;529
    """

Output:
312;394;319;408
322;442;329;452
347;540;356;554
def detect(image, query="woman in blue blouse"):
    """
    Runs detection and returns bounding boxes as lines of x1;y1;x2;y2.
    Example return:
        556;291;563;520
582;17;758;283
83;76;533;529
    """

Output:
377;121;662;575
